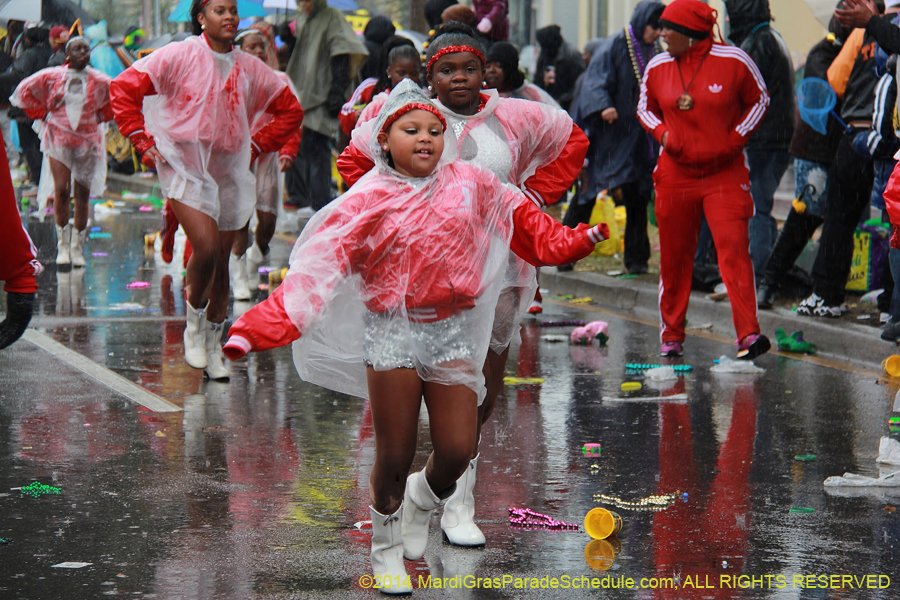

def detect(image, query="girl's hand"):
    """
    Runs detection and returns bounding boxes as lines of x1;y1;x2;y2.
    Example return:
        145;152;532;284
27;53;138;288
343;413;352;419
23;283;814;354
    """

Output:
142;146;166;168
279;156;292;172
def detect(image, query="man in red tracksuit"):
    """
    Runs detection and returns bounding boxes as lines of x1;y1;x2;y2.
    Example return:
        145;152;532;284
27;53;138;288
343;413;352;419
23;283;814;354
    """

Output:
1;131;41;349
637;0;771;359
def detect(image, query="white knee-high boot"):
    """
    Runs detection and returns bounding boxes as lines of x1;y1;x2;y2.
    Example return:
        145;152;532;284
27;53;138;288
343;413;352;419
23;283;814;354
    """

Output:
204;321;229;381
56;224;71;265
370;505;412;595
183;300;208;369
402;469;453;561
70;227;87;267
229;253;251;301
440;454;485;547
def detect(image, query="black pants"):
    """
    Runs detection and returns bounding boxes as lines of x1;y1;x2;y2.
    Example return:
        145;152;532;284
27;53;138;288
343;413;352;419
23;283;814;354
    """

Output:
286;127;333;210
18;118;41;184
811;129;874;306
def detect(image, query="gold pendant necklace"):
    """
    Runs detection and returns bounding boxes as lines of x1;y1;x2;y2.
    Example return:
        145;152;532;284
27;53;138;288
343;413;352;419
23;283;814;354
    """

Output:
675;49;709;111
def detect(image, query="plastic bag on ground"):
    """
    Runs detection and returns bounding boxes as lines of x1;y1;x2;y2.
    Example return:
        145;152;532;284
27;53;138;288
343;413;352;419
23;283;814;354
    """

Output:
710;355;764;374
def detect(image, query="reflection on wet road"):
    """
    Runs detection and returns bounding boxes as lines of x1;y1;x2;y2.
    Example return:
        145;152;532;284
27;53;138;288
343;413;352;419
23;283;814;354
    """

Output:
1;213;899;598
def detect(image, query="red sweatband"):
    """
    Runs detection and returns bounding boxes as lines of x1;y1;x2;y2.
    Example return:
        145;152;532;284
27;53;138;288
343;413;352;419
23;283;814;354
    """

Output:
426;45;485;71
381;103;447;133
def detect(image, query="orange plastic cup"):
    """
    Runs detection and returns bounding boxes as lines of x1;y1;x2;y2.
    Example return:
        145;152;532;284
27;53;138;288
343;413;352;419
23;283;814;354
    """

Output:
584;507;623;540
584;538;621;571
883;355;900;378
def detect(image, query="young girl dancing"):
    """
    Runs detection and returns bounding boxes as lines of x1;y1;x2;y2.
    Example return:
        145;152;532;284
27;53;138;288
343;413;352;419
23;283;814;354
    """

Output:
109;0;303;380
338;22;590;550
11;36;112;267
229;28;304;301
222;80;607;594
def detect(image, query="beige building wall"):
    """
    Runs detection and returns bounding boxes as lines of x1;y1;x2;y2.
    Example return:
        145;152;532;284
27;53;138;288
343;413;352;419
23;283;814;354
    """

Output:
535;0;826;64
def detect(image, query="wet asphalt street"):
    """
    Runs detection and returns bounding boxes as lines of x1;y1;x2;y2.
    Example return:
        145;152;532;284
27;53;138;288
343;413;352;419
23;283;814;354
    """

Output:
2;205;900;599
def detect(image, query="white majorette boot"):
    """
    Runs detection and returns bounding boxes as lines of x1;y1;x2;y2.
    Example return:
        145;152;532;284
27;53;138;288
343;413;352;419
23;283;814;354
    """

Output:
55;224;72;265
441;454;485;546
183;300;209;369
229;253;251;301
204;321;230;381
370;505;412;595
246;241;267;277
70;227;87;267
402;469;453;561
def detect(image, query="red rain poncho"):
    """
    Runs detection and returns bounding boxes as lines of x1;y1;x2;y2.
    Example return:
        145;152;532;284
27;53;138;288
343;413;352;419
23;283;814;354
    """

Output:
226;81;602;401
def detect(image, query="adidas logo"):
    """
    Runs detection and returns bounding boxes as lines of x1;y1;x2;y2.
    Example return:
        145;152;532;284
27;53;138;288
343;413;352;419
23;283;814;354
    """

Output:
709;84;723;93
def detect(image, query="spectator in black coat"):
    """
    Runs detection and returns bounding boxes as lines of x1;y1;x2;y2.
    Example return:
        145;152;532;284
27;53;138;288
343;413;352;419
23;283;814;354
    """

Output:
535;25;585;111
724;0;796;276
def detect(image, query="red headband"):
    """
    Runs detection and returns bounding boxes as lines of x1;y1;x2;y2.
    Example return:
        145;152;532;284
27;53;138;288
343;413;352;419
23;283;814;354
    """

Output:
426;45;485;71
199;0;211;11
380;103;448;134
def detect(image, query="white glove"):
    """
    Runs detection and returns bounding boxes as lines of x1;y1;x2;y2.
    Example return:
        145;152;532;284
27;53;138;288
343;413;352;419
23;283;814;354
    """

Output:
477;18;492;34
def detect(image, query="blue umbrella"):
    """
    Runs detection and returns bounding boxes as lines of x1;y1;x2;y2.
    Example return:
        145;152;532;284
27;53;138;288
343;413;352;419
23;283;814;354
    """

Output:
168;0;267;22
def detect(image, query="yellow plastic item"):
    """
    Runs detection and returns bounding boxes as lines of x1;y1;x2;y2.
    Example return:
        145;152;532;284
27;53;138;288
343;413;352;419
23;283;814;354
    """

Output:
792;198;807;214
503;377;545;385
269;268;288;286
883;355;900;378
584;538;621;571
589;192;622;256
584;507;623;540
621;381;641;391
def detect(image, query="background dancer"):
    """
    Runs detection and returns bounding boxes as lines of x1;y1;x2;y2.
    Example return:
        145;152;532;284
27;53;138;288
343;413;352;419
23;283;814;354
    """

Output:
229;28;304;301
110;0;303;380
11;37;112;267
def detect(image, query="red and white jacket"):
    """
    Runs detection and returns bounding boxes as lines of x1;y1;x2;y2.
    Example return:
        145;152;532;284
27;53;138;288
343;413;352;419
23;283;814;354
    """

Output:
223;161;607;359
338;77;377;137
637;38;769;179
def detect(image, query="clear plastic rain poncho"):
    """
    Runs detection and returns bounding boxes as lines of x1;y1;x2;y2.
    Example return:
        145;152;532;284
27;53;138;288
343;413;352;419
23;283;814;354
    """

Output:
132;36;289;230
353;88;575;351
286;80;525;403
10;65;112;222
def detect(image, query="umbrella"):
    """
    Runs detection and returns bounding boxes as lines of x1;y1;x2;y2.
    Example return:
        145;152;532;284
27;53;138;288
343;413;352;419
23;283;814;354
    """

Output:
168;0;267;22
41;0;96;27
0;0;40;23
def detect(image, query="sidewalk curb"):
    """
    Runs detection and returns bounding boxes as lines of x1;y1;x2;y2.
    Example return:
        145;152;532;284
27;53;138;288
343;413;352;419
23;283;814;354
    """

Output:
541;269;895;372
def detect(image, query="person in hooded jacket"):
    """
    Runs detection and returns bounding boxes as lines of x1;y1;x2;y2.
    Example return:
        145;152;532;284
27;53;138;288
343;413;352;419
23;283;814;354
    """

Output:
724;0;795;277
574;0;664;275
535;25;585;112
283;0;367;210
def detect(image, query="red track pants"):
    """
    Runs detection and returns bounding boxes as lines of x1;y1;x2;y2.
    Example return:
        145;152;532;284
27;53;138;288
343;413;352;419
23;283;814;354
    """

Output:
654;158;759;344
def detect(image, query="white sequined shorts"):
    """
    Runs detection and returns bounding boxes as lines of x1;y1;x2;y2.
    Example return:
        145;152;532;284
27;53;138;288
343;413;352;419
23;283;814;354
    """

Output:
363;310;480;370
